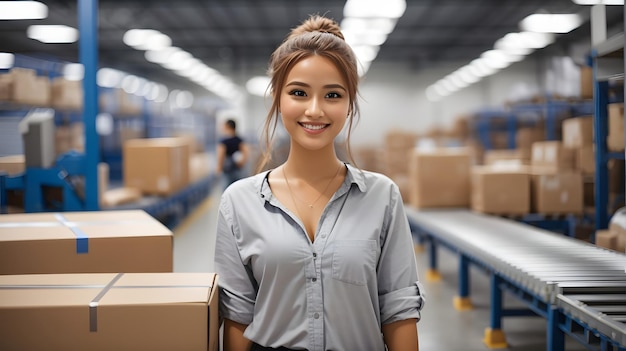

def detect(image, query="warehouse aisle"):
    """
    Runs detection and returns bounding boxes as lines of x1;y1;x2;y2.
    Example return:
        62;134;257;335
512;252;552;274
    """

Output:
173;188;586;351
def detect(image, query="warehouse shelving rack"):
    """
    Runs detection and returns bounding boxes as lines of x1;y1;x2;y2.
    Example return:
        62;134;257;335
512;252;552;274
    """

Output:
0;0;218;229
591;30;625;236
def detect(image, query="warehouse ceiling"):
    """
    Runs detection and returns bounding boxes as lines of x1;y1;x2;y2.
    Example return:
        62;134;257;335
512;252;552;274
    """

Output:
0;0;623;95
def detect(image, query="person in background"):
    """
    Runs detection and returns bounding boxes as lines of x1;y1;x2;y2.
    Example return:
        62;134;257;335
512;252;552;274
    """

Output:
215;15;425;351
217;119;249;189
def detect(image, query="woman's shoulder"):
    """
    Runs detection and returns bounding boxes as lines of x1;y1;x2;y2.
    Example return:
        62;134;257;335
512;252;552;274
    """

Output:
346;165;398;192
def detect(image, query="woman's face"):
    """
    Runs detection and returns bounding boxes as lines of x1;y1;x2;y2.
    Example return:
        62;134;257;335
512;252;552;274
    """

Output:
279;55;350;152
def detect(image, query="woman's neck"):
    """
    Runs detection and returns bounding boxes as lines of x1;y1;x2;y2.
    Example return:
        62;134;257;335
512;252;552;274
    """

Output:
284;144;343;181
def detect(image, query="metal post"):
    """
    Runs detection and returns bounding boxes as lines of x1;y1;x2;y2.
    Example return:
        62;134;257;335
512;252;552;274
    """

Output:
490;273;503;330
78;0;100;211
594;79;610;231
459;254;470;298
547;307;565;351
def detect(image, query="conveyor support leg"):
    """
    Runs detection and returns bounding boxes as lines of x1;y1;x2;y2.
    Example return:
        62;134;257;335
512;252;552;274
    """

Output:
547;306;564;351
426;239;441;282
454;255;473;310
484;273;507;349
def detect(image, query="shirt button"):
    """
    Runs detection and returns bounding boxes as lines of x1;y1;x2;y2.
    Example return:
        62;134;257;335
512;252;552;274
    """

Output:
320;234;327;238
313;313;320;319
312;253;317;258
312;278;317;282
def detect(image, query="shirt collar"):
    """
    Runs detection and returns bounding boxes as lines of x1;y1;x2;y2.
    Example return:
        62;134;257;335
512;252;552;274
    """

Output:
256;163;367;204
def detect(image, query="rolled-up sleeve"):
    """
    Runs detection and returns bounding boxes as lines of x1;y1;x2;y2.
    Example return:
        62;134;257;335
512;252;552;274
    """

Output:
215;196;257;325
378;183;425;325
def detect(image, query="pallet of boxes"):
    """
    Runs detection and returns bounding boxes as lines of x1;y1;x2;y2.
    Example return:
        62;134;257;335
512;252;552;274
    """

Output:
0;133;218;348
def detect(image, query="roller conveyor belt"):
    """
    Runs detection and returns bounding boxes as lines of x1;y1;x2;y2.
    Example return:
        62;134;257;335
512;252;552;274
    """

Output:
406;208;626;348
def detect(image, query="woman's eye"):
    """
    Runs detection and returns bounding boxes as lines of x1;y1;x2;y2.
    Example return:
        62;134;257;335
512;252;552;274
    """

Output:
326;92;342;99
288;90;306;97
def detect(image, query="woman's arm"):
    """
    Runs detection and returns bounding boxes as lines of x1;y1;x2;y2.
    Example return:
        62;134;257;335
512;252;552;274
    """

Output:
223;319;253;351
216;143;226;173
382;319;419;351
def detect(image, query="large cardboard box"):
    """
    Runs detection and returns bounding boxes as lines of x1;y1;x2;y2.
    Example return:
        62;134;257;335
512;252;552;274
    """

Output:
608;103;624;152
0;210;173;275
471;165;530;215
0;155;25;175
580;65;593;99
0;272;218;351
531;169;583;215
562;116;593;149
531;141;575;171
595;230;620;251
123;138;190;195
409;148;471;208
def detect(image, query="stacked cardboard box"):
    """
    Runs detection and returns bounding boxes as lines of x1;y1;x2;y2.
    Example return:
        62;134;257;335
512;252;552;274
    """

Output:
0;68;51;106
123;137;190;196
354;146;385;174
579;65;593;100
409;147;471;208
384;130;418;177
482;149;529;166
607;103;624;152
51;77;83;111
0;155;25;175
0;210;173;275
471;165;530;215
0;272;218;351
595;207;626;252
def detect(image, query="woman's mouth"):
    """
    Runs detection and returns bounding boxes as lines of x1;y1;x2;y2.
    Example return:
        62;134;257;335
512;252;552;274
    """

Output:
299;122;329;131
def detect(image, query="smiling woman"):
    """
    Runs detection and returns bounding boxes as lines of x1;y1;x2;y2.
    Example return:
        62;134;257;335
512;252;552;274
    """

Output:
214;14;425;351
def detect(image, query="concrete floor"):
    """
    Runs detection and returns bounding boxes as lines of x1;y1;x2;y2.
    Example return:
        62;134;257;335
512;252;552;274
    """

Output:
172;186;587;351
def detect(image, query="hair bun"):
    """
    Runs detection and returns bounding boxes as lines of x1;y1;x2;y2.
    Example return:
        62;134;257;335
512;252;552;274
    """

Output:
289;15;344;40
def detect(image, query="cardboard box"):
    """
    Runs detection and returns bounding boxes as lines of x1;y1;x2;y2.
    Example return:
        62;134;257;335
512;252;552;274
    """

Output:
580;65;593;99
51;77;83;111
562;116;593;149
531;169;583;215
608;103;624;152
123;138;190;195
531;141;575;171
0;210;173;275
471;165;531;215
190;153;212;183
0;154;25;175
101;187;142;207
409;148;471;208
483;149;529;166
516;127;545;152
576;146;595;176
595;230;620;251
11;68;51;106
0;272;218;351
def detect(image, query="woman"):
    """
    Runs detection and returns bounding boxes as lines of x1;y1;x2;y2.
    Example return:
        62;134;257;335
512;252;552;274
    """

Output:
215;15;425;351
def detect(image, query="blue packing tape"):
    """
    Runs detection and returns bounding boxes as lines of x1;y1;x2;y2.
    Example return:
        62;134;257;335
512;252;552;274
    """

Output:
55;213;89;254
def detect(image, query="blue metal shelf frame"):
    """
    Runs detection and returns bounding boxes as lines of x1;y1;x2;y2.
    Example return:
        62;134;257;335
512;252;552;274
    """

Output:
409;217;626;351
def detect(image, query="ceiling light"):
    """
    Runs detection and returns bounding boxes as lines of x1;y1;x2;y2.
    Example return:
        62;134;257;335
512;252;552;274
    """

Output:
470;58;498;77
343;30;388;47
0;53;15;69
357;60;371;77
121;75;140;94
124;29;171;50
344;0;406;19
27;25;78;43
0;1;47;20
341;18;397;35
246;76;271;97
63;63;84;81
518;32;555;49
572;0;624;4
161;50;192;70
520;13;583;33
97;68;125;88
352;45;380;63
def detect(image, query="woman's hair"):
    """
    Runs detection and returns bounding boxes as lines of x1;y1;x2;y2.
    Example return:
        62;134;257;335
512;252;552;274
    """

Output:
256;15;361;172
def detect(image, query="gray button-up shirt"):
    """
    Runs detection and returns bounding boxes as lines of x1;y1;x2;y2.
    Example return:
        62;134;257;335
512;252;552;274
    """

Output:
215;164;425;350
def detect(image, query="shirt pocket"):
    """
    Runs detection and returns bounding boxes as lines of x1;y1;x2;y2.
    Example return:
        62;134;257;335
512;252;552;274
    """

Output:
332;239;378;286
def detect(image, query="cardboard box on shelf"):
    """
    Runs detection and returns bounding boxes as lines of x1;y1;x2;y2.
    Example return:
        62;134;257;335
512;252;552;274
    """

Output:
562;116;593;149
0;154;25;175
471;165;531;215
0;210;173;275
100;187;142;208
482;149;529;166
0;272;218;351
576;146;595;176
580;65;593;99
189;152;212;183
531;141;575;171
530;169;583;215
51;77;83;111
595;230;620;251
608;103;624;151
12;69;51;107
409;148;471;208
123;137;190;196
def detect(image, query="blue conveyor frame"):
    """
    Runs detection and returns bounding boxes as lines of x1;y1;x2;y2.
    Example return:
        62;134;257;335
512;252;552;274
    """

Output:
408;208;626;351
